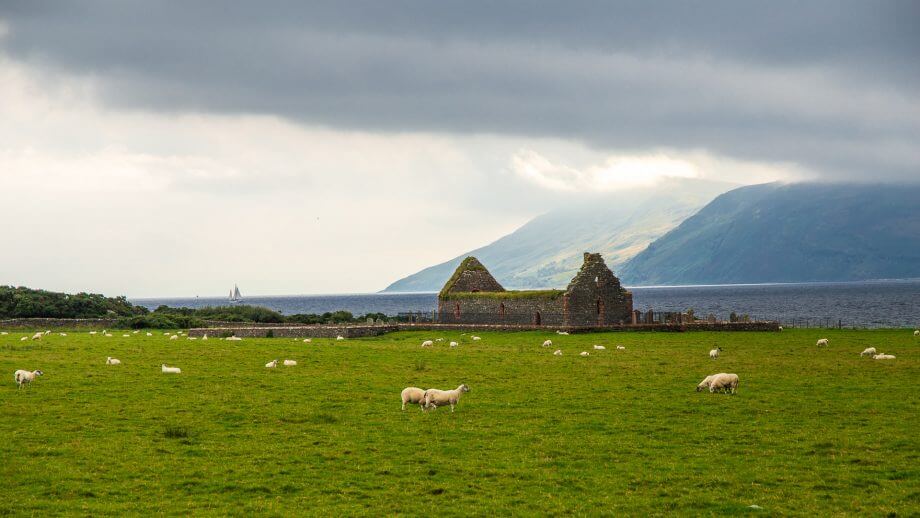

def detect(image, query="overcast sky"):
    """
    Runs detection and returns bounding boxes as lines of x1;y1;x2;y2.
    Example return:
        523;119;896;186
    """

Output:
1;1;918;297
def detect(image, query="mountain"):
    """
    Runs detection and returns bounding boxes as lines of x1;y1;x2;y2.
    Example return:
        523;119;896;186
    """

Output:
619;182;920;285
383;179;732;292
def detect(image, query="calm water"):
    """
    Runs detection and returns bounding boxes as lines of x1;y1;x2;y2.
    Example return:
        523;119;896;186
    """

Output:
132;279;920;328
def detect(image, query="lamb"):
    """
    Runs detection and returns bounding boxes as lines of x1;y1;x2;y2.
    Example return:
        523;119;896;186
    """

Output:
860;347;877;357
106;357;121;365
616;345;626;350
816;338;829;347
14;369;44;389
593;345;606;350
542;340;552;347
421;340;434;348
708;373;740;394
471;336;481;341
873;354;896;360
400;387;427;411
265;360;279;368
580;351;590;357
161;364;181;374
283;360;297;366
709;347;723;359
553;349;563;356
696;375;715;392
31;332;43;340
423;384;470;412
449;341;458;348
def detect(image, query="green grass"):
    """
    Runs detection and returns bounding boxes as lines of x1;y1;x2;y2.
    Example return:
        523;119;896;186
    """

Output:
1;328;917;515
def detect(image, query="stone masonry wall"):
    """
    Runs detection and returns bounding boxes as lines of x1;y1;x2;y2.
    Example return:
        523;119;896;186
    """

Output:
438;296;566;326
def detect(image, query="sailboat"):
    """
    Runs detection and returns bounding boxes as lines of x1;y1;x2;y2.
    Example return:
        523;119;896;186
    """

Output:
229;284;243;303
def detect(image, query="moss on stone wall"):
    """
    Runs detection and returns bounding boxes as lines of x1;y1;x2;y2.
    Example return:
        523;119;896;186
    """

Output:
439;257;495;297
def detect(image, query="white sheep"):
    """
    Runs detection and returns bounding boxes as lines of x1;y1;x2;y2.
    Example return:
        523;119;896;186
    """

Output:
593;345;606;350
19;336;27;341
146;332;153;337
542;340;552;347
471;336;481;341
449;341;458;348
89;331;97;335
708;373;740;394
161;364;181;374
0;331;7;335
283;360;297;366
435;338;444;342
336;336;345;341
31;332;43;340
580;351;590;357
400;387;427;411
421;340;434;348
44;330;51;335
133;330;140;334
914;330;919;336
553;349;562;356
303;338;312;343
122;334;130;338
778;326;783;331
696;375;715;392
202;334;208;340
860;347;877;357
265;360;279;368
14;369;44;389
873;354;896;360
59;332;67;337
104;333;113;337
816;338;829;347
423;384;470;412
709;347;722;359
556;330;569;335
226;336;242;341
106;357;121;365
163;332;170;335
616;345;625;350
169;335;178;340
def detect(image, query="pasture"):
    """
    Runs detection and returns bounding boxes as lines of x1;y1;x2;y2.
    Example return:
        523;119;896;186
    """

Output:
1;328;917;515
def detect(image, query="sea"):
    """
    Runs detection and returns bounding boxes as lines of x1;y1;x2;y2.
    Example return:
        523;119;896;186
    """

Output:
131;279;920;328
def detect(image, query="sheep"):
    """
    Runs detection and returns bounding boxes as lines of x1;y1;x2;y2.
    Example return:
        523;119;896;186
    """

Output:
556;330;569;335
226;336;242;341
708;373;740;394
59;332;67;337
860;347;877;357
122;334;130;338
449;341;458;348
421;340;434;348
303;338;312;343
31;332;43;340
19;336;27;341
593;345;606;350
163;332;170;335
106;357;121;365
161;364;181;374
816;338;829;347
696;375;715;392
914;330;919;336
709;347;723;359
616;345;626;350
580;351;590;357
400;387;427;411
283;360;297;366
778;326;783;331
169;335;178;340
542;340;552;348
201;334;208;340
133;330;140;334
104;333;113;337
873;354;896;360
471;336;481;341
44;330;51;335
265;360;279;368
146;332;153;337
187;337;197;340
89;331;97;335
14;369;44;389
435;338;444;342
423;384;470;412
336;336;345;341
553;349;563;356
0;331;7;335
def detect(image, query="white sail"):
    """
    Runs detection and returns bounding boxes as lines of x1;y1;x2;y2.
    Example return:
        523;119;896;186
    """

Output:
233;285;242;299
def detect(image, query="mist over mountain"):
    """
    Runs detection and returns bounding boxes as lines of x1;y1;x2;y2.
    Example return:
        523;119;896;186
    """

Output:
619;183;920;285
383;179;732;292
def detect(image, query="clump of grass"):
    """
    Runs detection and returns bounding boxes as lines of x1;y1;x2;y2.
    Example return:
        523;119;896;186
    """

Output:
414;359;427;371
163;425;190;439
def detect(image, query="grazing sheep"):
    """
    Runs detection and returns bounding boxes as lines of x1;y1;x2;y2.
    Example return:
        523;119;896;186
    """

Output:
20;336;27;341
401;387;427;411
580;351;590;357
89;331;97;335
423;384;470;412
542;340;553;348
122;334;130;338
59;333;67;337
0;331;7;335
616;345;626;350
421;340;434;348
860;347;877;357
553;349;563;356
283;360;297;366
187;337;197;340
44;330;51;335
265;360;279;368
435;338;444;342
914;330;919;336
106;357;121;365
816;338;829;347
778;326;783;331
449;341;458;348
31;332;43;340
133;330;140;334
336;336;345;341
169;335;179;340
104;333;113;337
146;332;153;337
873;354;896;360
303;338;312;343
161;364;181;374
709;347;723;359
14;369;44;389
471;336;481;341
202;334;208;340
593;345;606;350
163;332;170;336
696;375;715;392
556;330;569;335
226;336;242;341
708;373;740;394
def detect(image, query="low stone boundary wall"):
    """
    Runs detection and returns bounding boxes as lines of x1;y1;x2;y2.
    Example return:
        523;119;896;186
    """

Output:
0;318;118;329
188;325;399;339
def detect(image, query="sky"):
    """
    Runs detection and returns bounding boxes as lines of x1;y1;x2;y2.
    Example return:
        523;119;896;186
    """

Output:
0;1;918;297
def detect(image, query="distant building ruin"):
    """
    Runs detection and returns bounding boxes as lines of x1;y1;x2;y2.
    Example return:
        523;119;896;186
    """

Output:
437;253;633;326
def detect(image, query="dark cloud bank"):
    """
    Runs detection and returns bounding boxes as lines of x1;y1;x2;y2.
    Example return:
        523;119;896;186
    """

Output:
2;1;918;181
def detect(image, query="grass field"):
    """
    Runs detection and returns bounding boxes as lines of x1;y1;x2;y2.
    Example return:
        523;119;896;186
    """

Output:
1;328;917;515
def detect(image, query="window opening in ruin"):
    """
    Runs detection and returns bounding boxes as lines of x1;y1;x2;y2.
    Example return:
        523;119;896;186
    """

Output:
499;303;505;318
534;312;542;325
454;303;461;318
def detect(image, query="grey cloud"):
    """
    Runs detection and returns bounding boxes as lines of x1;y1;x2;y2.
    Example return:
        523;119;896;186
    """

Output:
2;1;919;181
